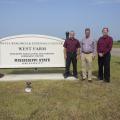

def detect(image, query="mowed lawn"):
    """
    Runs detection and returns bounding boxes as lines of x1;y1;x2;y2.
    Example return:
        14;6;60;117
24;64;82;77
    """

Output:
0;57;120;120
113;41;120;48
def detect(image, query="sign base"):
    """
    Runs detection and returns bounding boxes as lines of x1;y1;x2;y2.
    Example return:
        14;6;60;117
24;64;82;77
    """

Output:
0;73;78;82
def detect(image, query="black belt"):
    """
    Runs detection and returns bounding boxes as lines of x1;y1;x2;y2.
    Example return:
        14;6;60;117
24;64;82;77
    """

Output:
67;51;76;54
82;51;92;54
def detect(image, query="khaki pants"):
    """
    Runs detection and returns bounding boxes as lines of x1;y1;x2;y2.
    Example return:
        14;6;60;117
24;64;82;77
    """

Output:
81;53;93;80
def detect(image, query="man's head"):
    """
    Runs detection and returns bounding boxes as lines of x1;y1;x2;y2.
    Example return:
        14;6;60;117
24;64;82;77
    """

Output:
102;28;109;36
69;31;75;39
85;28;90;38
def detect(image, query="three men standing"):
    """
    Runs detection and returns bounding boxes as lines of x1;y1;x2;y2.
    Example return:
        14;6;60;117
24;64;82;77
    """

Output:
63;28;113;83
97;28;113;83
80;28;96;82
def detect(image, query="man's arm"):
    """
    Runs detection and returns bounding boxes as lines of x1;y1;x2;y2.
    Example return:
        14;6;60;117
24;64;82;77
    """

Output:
107;37;113;53
76;47;80;60
97;39;105;57
92;41;96;59
63;40;67;59
80;41;82;55
77;48;80;55
103;37;113;55
97;40;99;54
64;48;67;59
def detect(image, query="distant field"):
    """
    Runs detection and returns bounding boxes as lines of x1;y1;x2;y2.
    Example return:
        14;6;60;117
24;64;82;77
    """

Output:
113;41;120;48
0;57;120;120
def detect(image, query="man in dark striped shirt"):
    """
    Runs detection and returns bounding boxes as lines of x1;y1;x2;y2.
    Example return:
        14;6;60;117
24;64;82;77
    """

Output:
97;28;113;83
63;31;80;79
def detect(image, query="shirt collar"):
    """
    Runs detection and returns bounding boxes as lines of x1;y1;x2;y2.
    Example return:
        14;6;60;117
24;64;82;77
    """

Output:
69;37;75;40
102;35;109;39
84;36;91;40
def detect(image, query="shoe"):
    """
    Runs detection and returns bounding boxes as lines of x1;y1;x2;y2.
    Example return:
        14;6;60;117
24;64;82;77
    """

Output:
63;74;69;79
81;78;85;81
104;80;110;83
0;73;4;78
74;75;78;79
98;77;103;81
88;80;92;83
82;77;86;81
64;75;68;79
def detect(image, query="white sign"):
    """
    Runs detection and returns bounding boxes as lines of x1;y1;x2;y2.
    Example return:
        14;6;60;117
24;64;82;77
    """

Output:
0;34;65;68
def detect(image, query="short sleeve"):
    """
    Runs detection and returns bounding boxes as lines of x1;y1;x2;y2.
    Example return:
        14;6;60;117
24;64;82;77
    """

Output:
77;40;80;48
63;40;67;48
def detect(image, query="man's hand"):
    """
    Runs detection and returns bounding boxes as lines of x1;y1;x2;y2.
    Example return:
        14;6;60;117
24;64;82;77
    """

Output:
64;54;67;59
77;48;80;60
80;54;83;60
64;48;67;59
99;53;104;57
92;55;95;60
76;54;80;60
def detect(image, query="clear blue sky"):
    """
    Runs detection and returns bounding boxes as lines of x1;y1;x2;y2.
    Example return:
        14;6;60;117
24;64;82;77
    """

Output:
0;0;120;40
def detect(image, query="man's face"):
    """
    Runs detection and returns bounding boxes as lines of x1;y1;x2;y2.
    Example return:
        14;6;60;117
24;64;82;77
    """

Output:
85;30;90;38
102;29;108;36
69;32;75;38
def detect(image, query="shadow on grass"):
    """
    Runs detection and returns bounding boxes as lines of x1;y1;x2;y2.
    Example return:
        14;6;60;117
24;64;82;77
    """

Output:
1;68;65;74
115;62;120;65
0;68;98;78
0;73;4;78
93;71;98;77
78;70;98;78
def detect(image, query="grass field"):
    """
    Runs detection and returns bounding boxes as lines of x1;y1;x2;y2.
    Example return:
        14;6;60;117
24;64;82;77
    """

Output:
113;41;120;48
0;57;120;120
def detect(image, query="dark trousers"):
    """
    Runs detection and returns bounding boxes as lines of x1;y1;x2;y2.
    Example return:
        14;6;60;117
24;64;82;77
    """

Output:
65;52;77;76
98;52;111;82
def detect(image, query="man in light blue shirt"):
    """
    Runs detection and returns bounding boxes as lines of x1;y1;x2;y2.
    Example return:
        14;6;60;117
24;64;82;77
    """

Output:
80;28;96;82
